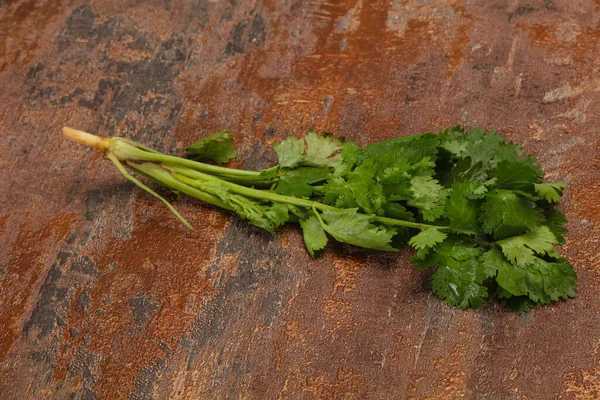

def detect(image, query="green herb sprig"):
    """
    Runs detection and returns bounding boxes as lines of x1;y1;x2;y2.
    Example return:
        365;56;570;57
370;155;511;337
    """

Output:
64;126;576;312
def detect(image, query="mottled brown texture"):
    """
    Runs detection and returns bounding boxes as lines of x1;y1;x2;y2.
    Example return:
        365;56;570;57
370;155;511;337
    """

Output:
0;0;599;398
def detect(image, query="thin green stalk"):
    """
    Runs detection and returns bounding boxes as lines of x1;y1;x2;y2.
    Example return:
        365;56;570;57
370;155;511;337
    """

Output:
110;138;278;182
107;154;192;229
164;164;449;231
371;215;449;231
128;161;232;212
173;171;325;210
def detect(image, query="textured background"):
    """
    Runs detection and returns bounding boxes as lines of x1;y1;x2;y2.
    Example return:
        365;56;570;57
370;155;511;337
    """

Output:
1;0;599;398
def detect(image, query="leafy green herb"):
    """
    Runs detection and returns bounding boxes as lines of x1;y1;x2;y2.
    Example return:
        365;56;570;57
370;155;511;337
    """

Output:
64;125;577;312
534;182;566;203
186;131;238;163
273;130;343;168
300;215;328;257
316;208;397;252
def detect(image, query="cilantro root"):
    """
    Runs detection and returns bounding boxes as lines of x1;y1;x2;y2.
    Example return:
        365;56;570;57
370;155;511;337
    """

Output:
64;125;577;312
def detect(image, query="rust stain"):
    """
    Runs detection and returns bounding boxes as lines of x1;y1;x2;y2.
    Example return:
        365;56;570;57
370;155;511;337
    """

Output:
322;255;362;335
322;297;352;332
444;2;473;79
285;320;308;344
0;0;66;71
571;180;600;230
0;212;76;362
431;344;468;399
332;256;360;294
174;0;471;150
525;20;600;69
409;343;468;400
302;367;369;398
445;22;472;78
51;199;228;399
563;355;600;400
529;122;544;141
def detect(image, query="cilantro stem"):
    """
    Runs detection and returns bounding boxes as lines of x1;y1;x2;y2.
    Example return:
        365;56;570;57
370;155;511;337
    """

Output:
371;215;449;231
107;155;193;229
164;164;448;231
126;161;232;212
108;137;279;183
63;127;109;151
168;165;329;210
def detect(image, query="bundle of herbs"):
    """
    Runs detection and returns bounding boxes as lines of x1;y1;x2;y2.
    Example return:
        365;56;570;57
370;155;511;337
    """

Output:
64;126;576;312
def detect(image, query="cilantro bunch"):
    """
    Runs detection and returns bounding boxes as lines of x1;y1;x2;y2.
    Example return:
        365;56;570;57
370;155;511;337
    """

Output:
64;126;576;312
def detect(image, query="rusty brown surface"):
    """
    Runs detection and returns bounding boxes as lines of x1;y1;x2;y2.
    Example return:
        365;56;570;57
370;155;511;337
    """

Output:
1;0;599;398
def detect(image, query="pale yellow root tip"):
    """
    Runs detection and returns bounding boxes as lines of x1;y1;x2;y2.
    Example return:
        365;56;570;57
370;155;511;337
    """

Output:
63;127;109;151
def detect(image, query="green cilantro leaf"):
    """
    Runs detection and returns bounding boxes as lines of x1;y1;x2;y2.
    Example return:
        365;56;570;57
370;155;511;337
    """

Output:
534;182;566;203
430;240;488;309
540;260;577;301
408;228;447;259
304;131;344;167
322;162;386;215
493;160;543;190
481;247;535;297
407;175;448;221
322;176;359;209
362;133;439;167
380;171;413;202
439;126;469;156
440;126;523;171
300;215;328;257
333;141;362;176
318;208;397;251
445;182;480;234
469;178;498;199
502;295;540;313
544;209;567;244
274;131;344;169
186;131;238;164
410;249;439;269
345;162;386;215
276;167;331;198
382;202;415;221
496;226;559;268
480;189;543;239
265;203;290;228
481;247;576;304
432;263;488;309
273;135;304;168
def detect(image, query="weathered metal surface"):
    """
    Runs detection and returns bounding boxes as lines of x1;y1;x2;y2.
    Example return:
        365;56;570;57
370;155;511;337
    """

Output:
0;0;599;398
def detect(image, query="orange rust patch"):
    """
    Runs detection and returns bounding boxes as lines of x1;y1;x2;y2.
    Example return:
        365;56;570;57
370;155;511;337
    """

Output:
331;256;360;294
431;344;468;399
563;363;600;399
0;0;67;71
525;21;600;69
445;22;472;78
51;201;228;398
409;344;469;400
571;179;600;230
303;367;369;398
